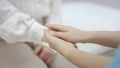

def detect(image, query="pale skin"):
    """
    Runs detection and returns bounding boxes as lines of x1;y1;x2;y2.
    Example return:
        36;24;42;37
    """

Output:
34;45;55;64
44;24;120;68
46;24;119;48
26;28;55;65
27;38;55;65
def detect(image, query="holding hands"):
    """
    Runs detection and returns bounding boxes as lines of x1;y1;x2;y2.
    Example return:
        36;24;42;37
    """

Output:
46;24;94;43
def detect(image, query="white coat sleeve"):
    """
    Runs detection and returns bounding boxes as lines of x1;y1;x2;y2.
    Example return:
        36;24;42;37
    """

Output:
0;0;46;44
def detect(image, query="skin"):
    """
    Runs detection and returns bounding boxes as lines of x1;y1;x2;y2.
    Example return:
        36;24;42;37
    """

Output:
44;24;120;68
26;42;55;65
44;30;111;68
46;24;119;48
34;45;55;64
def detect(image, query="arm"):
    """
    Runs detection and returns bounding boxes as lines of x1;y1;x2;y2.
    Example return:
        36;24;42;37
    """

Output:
46;24;119;48
0;0;46;45
67;48;111;68
45;30;111;68
0;1;55;64
88;31;120;48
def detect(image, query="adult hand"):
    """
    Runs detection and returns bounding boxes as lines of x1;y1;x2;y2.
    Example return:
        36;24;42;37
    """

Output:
44;29;76;57
44;29;112;68
46;24;93;43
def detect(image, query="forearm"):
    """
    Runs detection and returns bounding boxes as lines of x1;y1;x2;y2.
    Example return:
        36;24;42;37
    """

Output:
54;44;111;68
79;31;120;48
45;29;112;68
68;49;111;68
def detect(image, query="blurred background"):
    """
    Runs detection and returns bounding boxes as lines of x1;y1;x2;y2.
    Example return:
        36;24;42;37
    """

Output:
63;0;120;9
61;0;120;56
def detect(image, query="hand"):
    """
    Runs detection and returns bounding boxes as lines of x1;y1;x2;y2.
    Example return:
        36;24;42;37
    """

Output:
46;24;93;43
44;30;112;68
44;30;76;56
34;45;55;64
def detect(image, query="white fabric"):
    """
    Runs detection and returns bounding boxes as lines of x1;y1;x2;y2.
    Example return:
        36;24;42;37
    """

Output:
0;1;78;68
0;0;61;44
0;41;78;68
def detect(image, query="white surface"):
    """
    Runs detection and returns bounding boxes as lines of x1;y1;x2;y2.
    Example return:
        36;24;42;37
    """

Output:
61;2;120;54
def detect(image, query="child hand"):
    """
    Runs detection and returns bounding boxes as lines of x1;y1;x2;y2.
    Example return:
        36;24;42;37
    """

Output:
34;45;55;64
46;24;93;43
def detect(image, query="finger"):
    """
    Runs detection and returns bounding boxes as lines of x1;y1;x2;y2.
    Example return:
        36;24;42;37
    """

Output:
46;24;67;32
39;47;54;64
39;51;49;63
46;55;55;64
52;31;71;42
53;32;65;39
48;30;64;38
39;47;48;61
45;30;63;46
45;30;75;50
34;46;43;54
43;48;55;64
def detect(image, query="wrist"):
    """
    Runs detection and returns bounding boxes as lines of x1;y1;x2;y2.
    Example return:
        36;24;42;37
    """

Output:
30;21;46;44
78;31;97;43
87;31;102;43
86;31;95;43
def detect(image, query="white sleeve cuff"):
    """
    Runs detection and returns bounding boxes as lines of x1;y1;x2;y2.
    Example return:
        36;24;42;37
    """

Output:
0;12;46;44
28;20;46;44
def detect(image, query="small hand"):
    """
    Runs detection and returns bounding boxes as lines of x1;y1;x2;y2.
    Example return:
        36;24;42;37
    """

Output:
34;45;55;64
